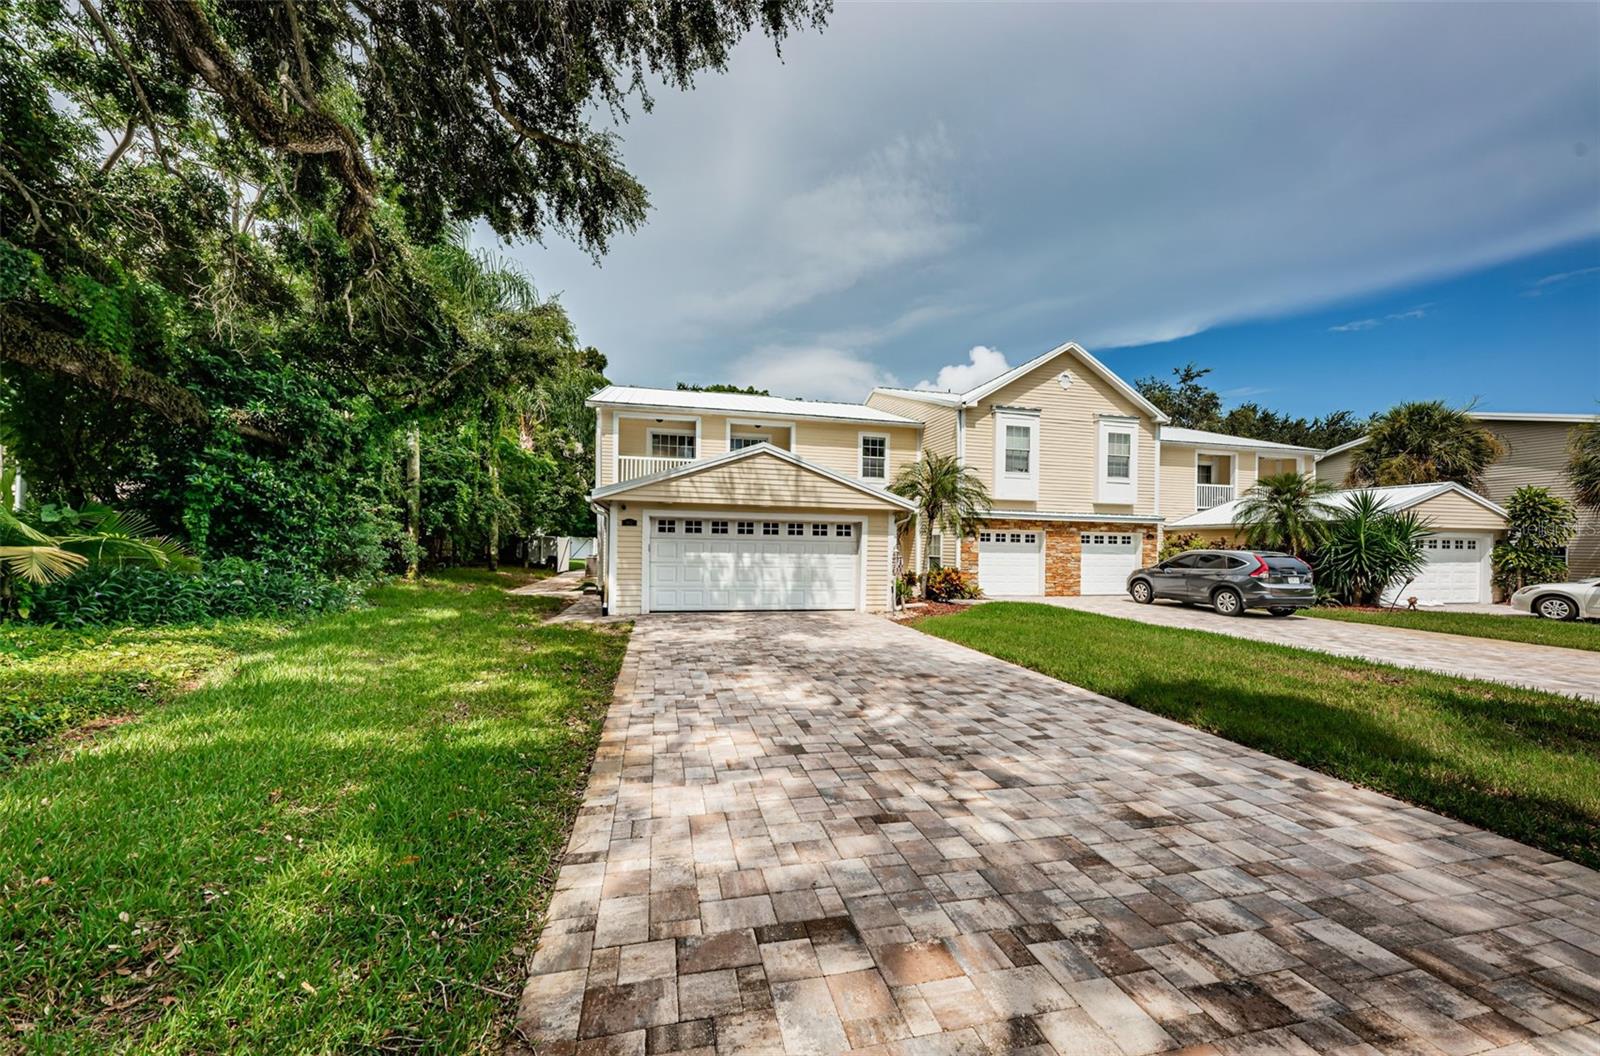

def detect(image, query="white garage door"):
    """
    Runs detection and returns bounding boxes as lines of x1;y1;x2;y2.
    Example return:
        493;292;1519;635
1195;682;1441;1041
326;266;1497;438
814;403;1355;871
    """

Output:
1080;532;1140;595
648;516;859;611
1383;534;1490;605
977;530;1043;595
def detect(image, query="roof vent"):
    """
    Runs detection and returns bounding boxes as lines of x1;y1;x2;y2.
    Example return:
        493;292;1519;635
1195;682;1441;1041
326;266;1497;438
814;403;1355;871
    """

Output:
1058;371;1074;389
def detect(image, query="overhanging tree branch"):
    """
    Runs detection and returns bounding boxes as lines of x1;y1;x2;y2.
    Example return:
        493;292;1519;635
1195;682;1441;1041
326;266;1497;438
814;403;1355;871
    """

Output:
0;309;283;445
144;0;377;237
80;0;173;174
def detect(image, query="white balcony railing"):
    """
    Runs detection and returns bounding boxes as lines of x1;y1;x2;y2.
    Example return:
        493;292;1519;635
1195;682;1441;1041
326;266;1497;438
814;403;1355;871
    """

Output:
1196;483;1235;510
617;455;694;482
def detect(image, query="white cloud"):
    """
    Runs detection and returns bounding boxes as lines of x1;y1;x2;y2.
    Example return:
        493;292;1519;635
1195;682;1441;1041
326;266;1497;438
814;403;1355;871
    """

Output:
914;345;1011;393
1329;318;1382;333
1329;304;1432;333
1525;265;1600;296
724;345;900;402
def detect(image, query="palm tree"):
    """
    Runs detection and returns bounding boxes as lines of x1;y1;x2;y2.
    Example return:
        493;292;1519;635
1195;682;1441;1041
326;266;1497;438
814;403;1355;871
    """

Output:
1347;401;1504;490
1235;472;1337;558
1568;421;1600;512
890;453;991;590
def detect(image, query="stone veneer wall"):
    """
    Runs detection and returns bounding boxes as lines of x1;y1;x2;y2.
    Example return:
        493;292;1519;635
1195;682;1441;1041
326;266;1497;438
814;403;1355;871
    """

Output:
960;519;1160;595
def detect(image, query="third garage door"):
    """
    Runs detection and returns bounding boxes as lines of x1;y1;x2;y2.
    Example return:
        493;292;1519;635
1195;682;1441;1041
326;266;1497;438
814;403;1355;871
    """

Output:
1383;533;1492;605
1080;532;1140;594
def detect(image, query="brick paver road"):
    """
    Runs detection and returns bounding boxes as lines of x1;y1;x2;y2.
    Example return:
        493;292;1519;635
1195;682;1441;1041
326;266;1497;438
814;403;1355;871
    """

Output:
1036;596;1600;702
515;613;1600;1056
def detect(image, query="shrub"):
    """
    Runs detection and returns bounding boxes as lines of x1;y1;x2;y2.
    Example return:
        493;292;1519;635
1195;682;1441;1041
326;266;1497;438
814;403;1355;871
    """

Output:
24;559;368;627
923;567;981;602
1313;492;1428;606
1492;486;1576;594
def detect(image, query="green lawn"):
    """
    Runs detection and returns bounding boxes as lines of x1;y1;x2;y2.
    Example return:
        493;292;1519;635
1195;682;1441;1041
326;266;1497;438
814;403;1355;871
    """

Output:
1306;605;1600;652
916;602;1600;869
0;572;629;1053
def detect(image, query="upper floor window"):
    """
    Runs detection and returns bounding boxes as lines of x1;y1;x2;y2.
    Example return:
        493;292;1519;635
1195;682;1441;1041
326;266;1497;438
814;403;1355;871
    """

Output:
993;411;1039;501
650;431;695;459
730;433;763;451
860;434;888;480
1005;426;1031;474
1096;417;1138;504
1105;432;1131;480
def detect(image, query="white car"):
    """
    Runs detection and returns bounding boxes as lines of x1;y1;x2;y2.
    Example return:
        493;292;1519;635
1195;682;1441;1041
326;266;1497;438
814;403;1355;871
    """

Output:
1509;578;1600;621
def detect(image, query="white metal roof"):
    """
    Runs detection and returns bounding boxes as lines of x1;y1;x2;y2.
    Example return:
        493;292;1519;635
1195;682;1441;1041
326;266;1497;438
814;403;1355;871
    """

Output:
868;386;965;406
1159;426;1323;454
588;385;922;426
1169;481;1507;530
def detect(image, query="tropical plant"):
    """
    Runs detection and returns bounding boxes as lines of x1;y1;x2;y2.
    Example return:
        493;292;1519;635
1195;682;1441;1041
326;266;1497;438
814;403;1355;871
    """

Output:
1569;421;1600;512
1347;401;1504;489
890;454;992;591
1313;492;1430;606
1492;486;1576;594
923;567;982;602
0;504;194;619
1235;473;1338;558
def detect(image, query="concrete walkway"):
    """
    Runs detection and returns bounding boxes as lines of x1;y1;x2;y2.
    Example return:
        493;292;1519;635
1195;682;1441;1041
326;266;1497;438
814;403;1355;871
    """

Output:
515;613;1599;1055
1029;596;1600;702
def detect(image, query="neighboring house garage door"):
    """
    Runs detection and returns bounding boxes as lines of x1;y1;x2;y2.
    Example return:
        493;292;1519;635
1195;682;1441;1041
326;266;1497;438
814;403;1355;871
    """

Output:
1080;532;1140;595
977;530;1043;595
1383;533;1492;606
648;516;859;611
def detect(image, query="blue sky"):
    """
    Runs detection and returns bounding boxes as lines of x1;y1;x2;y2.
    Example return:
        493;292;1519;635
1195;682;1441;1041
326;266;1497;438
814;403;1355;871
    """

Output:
498;3;1600;416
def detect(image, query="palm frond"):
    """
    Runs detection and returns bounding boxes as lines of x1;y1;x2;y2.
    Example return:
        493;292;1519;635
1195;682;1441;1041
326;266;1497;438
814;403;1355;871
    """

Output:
0;545;88;583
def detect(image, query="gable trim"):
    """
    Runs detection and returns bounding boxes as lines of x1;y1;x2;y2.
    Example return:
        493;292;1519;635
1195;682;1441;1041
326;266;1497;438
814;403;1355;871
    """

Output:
589;442;917;511
961;341;1170;423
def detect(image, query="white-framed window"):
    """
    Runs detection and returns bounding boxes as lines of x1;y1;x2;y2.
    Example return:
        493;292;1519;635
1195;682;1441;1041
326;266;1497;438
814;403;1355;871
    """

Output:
730;433;764;451
737;521;754;535
711;520;729;535
811;523;828;536
835;524;853;538
657;519;677;533
1096;417;1139;504
649;431;696;459
859;433;888;481
787;523;804;536
684;520;703;534
763;522;779;536
993;411;1039;501
929;533;944;569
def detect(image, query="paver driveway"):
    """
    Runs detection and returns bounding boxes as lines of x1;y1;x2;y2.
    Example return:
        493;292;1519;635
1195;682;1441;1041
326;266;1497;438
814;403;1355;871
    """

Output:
515;613;1600;1056
1033;596;1600;702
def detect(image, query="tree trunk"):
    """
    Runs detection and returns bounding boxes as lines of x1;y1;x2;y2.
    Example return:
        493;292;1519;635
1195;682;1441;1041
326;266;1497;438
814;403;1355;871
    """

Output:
487;452;500;572
405;424;421;579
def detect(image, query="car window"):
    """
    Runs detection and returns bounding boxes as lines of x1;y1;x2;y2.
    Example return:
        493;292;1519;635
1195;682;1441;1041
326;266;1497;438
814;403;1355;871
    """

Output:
1223;556;1252;569
1168;554;1207;569
1263;556;1311;573
1191;554;1227;570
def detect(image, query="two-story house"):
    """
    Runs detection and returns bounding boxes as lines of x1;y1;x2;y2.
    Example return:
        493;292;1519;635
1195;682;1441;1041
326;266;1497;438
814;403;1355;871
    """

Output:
866;342;1171;596
586;386;922;614
1316;411;1600;577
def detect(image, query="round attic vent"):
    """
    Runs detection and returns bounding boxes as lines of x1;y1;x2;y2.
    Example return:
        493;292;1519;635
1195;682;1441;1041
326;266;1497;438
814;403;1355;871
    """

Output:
1058;370;1074;389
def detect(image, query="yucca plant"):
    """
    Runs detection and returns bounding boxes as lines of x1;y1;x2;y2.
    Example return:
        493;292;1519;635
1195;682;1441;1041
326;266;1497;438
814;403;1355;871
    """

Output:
1314;491;1429;607
0;504;195;619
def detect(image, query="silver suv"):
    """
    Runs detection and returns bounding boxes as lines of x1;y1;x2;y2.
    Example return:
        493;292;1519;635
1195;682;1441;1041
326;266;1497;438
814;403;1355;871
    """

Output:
1126;550;1315;616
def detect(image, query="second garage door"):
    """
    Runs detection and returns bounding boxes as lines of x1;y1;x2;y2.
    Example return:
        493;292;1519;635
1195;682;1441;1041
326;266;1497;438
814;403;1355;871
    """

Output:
1080;532;1140;595
648;516;859;611
1383;533;1492;605
977;530;1043;595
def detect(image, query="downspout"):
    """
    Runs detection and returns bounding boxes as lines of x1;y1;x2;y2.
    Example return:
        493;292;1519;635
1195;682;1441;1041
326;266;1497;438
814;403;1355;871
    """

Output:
589;501;611;615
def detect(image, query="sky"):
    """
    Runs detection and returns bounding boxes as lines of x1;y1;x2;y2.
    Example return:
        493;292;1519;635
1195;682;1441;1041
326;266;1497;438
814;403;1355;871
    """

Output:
495;2;1600;417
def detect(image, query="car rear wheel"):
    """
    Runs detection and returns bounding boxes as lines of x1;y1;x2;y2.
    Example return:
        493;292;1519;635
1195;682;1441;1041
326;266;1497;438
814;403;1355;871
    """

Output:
1534;595;1578;621
1129;580;1154;604
1212;587;1244;617
1267;606;1296;617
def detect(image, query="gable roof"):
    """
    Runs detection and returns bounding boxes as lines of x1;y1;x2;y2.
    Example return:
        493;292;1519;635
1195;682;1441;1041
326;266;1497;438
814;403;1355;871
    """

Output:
589;442;918;510
1169;481;1507;530
588;385;922;427
1159;427;1322;454
869;341;1169;422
